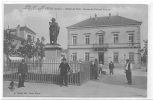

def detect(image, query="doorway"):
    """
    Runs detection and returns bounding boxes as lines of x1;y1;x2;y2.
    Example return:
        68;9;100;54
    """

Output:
99;53;104;64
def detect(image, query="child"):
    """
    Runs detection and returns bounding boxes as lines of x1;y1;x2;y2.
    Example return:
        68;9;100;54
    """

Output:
99;61;103;74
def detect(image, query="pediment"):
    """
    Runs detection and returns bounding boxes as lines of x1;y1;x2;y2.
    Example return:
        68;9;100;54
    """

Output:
96;30;105;34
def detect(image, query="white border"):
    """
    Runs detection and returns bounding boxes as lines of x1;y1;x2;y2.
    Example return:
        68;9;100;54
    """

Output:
1;0;153;100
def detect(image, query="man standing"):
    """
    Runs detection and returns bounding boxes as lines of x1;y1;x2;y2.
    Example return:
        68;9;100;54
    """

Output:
18;59;28;88
90;61;95;79
125;59;133;85
99;61;103;74
59;58;70;87
94;59;99;79
109;61;114;74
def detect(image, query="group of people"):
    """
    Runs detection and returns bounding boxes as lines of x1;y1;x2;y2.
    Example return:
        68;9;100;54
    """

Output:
90;59;115;79
17;58;70;88
17;58;133;88
90;59;133;85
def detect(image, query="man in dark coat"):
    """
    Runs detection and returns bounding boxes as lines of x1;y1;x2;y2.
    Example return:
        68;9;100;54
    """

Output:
18;59;28;88
109;61;114;74
90;61;95;79
125;59;133;85
94;59;99;79
59;58;70;87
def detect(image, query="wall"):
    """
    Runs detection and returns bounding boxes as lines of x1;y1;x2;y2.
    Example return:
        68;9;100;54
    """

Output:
68;48;140;65
68;48;97;62
24;30;35;41
67;25;141;65
20;30;24;39
68;25;140;46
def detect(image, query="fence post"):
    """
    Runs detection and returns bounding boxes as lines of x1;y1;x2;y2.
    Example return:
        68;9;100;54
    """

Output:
88;62;90;81
79;63;82;86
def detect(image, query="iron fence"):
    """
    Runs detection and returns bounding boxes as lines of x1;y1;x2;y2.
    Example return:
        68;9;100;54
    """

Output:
3;60;90;86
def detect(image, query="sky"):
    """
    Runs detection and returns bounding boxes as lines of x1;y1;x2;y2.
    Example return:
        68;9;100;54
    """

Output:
4;4;148;49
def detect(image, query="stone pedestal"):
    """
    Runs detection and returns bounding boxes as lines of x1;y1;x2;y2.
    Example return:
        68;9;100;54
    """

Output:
44;44;62;61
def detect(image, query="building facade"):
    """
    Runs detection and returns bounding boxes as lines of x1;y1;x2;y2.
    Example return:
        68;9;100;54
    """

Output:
4;25;37;61
67;14;142;66
6;25;36;48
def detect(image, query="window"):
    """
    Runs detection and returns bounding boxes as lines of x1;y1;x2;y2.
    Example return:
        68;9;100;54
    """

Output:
72;53;77;61
11;39;14;42
129;34;134;43
72;36;77;45
85;53;90;61
27;35;32;41
113;52;119;63
113;34;119;43
85;35;90;44
129;52;134;63
33;36;35;42
99;35;104;44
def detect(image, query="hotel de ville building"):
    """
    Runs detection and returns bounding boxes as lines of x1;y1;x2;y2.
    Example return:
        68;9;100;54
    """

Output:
67;14;142;67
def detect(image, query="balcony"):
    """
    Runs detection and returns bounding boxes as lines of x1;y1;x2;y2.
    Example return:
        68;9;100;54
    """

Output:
93;43;141;51
93;44;109;51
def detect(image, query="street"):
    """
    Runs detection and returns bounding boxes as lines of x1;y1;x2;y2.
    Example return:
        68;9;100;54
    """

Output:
3;68;147;97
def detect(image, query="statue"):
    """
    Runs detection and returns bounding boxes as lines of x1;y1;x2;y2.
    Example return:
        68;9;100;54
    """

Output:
49;17;60;44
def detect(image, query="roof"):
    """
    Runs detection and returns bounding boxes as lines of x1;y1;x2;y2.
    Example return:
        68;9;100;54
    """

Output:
67;15;142;29
20;26;36;35
9;26;36;35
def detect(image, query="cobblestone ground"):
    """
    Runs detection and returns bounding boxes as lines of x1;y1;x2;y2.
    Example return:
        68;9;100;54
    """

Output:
3;68;147;98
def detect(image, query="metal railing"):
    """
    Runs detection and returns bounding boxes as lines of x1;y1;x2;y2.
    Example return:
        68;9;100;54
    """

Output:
93;43;109;48
3;60;90;86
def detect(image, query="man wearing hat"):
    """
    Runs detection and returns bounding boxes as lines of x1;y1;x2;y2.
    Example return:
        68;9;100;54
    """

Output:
18;59;28;88
59;58;70;87
109;61;114;74
125;59;133;85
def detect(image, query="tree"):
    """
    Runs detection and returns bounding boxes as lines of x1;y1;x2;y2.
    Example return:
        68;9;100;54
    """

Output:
140;39;148;71
140;40;148;63
4;29;18;61
35;37;45;73
17;36;35;61
36;37;45;60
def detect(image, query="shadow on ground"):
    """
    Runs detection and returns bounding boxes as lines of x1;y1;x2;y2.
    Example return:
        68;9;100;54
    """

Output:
92;73;147;90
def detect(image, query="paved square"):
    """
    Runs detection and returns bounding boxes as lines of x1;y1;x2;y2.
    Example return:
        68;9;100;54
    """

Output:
3;68;147;97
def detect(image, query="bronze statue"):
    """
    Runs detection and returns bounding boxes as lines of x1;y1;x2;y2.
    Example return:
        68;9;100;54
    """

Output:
49;17;60;44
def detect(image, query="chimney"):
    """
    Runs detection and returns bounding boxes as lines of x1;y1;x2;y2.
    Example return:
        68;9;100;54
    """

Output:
16;24;20;37
95;13;97;20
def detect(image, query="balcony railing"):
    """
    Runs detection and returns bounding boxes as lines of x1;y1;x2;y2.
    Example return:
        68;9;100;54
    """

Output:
93;43;140;51
93;43;109;51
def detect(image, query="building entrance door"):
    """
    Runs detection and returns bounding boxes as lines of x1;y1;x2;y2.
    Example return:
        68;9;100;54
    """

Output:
99;53;104;64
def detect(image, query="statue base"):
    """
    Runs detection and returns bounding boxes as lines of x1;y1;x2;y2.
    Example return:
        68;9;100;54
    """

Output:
44;44;62;61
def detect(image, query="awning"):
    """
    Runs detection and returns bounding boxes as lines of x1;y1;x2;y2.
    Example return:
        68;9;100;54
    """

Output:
9;57;24;61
